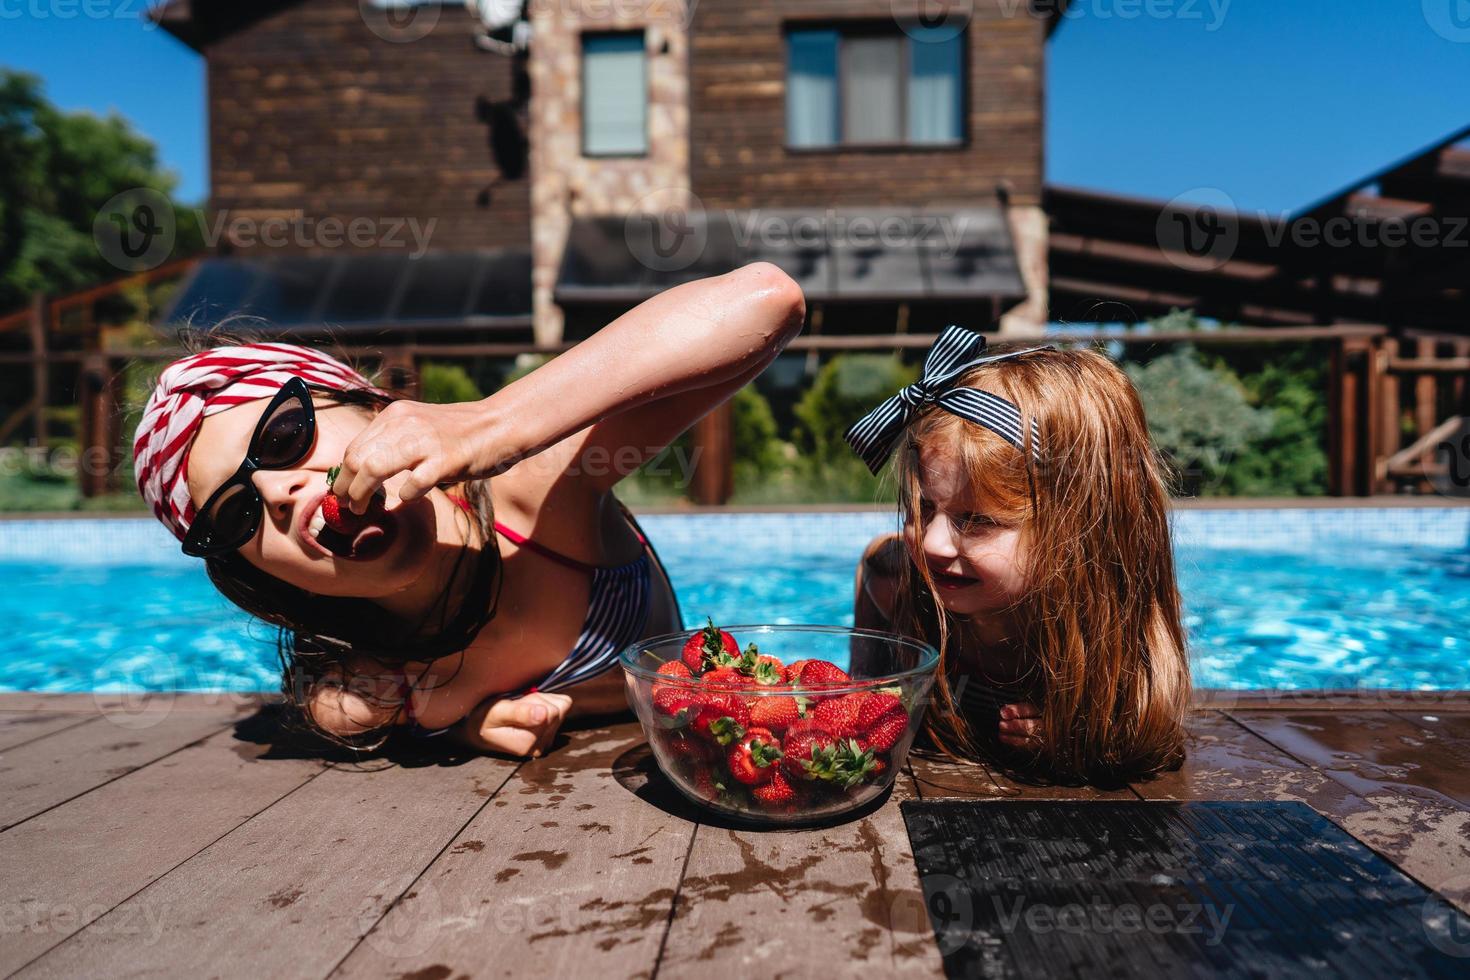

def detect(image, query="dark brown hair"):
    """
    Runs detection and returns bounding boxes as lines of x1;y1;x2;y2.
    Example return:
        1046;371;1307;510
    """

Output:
174;323;503;753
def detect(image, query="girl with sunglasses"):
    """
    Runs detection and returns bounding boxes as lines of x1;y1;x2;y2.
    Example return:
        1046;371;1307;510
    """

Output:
133;263;806;757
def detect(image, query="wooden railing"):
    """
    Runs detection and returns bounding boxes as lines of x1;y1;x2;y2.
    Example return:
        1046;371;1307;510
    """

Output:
3;323;1428;505
1378;336;1470;494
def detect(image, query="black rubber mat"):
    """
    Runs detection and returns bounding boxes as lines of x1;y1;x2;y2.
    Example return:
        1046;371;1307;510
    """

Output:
901;800;1470;979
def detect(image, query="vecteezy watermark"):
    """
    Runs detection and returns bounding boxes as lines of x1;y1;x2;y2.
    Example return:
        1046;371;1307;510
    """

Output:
1155;189;1470;270
1422;873;1470;958
894;0;974;41
0;0;166;27
1427;418;1470;500
196;210;438;258
991;894;1235;945
93;189;440;271
997;0;1231;31
0;900;167;943
359;0;440;43
1154;188;1241;272
624;188;710;275
1422;0;1470;43
93;188;177;273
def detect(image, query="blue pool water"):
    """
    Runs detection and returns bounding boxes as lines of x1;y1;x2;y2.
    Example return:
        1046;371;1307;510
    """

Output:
1;509;1467;692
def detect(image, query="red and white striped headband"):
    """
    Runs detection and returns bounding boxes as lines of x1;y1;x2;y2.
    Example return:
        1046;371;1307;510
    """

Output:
132;343;392;545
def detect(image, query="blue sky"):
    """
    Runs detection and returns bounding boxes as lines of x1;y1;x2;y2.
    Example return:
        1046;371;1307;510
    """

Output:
2;1;1470;213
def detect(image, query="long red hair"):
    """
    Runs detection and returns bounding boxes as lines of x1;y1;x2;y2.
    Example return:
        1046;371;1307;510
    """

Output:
890;346;1191;784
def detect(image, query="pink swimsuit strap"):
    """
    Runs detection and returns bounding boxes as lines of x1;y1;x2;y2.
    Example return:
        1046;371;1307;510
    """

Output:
445;492;648;575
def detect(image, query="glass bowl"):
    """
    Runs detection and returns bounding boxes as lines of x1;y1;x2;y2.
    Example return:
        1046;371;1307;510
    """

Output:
621;624;939;825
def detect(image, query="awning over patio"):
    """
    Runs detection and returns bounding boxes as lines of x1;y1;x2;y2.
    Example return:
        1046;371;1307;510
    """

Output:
554;207;1027;307
159;250;534;336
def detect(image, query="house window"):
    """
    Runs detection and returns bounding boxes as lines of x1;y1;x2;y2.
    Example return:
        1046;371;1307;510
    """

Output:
582;31;648;157
786;25;964;149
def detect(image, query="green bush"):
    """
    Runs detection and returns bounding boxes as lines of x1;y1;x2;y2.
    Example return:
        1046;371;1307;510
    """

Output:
793;354;917;462
418;361;483;404
1126;345;1273;496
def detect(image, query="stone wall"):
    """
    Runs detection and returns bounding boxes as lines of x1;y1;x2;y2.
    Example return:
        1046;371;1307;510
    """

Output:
527;0;692;345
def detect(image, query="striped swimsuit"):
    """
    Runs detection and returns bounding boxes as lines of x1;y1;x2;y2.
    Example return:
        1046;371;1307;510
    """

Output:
398;496;678;738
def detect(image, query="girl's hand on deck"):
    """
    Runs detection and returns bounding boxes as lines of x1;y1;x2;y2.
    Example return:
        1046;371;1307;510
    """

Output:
998;701;1042;749
330;399;515;515
452;691;573;758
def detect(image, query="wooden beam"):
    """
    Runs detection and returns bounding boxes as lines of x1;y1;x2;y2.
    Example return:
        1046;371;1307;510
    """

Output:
27;293;48;448
1375;338;1400;493
690;401;734;506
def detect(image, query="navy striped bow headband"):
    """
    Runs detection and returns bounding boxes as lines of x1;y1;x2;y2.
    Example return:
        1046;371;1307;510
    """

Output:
843;326;1055;475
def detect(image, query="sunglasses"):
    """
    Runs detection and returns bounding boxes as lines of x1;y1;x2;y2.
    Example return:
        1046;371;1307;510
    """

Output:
181;376;318;558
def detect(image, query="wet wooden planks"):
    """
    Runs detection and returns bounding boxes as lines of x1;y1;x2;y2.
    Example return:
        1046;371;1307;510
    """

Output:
0;726;325;974
0;696;253;831
3;693;1470;977
330;727;696;980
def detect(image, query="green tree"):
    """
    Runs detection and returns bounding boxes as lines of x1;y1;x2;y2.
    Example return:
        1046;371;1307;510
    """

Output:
0;70;201;313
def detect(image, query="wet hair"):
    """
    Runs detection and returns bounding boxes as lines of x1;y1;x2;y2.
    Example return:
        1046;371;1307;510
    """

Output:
890;345;1192;785
173;322;503;754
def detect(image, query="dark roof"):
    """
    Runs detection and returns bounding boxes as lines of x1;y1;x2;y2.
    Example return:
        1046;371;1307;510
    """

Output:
149;0;303;51
555;208;1027;306
1046;123;1470;333
159;250;533;336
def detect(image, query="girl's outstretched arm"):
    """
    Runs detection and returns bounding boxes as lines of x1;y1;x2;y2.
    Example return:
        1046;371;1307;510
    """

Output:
331;262;805;510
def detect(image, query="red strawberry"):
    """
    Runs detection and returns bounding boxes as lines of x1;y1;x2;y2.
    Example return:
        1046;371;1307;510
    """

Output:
700;666;749;690
781;723;836;782
748;695;803;732
751;770;797;808
659;733;716;772
783;659;813;684
859;710;908;753
651;661;698;720
812;692;867;739
681;619;739;673
322;466;385;533
726;727;783;786
690;691;750;745
796;660;851;689
855;691;902;730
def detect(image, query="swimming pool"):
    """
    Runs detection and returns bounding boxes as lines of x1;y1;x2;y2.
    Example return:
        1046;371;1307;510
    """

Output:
1;507;1467;692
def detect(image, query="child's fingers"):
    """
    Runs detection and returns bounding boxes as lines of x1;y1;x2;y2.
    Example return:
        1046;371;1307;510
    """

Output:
999;701;1041;720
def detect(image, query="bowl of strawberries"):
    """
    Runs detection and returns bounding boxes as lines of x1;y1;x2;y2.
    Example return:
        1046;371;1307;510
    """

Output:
621;622;938;825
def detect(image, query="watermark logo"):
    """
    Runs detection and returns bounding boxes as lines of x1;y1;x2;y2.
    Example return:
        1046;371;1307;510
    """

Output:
360;0;440;43
624;189;709;274
93;188;175;273
357;876;445;958
1154;188;1240;271
1423;0;1470;43
897;0;974;42
91;650;180;730
0;0;167;28
198;211;437;257
1022;0;1231;31
920;872;977;955
1422;873;1470;957
1428;417;1470;499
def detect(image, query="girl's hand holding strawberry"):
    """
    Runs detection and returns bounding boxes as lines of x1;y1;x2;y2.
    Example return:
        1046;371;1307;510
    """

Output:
327;398;523;515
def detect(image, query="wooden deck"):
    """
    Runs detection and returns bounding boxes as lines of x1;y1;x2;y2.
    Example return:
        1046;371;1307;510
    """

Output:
2;691;1469;978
